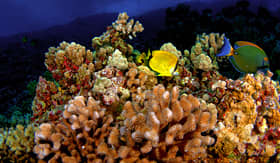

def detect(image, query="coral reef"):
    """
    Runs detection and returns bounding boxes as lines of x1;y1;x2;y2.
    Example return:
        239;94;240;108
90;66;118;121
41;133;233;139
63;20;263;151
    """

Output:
3;11;280;162
208;72;280;161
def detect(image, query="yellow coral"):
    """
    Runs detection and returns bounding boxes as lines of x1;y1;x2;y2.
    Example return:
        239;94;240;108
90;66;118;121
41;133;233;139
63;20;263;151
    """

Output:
0;124;37;162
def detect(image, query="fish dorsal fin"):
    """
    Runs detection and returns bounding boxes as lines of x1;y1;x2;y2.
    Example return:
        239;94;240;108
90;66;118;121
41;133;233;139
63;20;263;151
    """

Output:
234;41;264;52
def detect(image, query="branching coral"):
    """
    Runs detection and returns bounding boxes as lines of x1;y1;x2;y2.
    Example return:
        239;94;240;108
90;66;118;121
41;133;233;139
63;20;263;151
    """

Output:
45;41;95;94
119;84;217;161
33;85;217;162
188;33;225;71
125;64;158;104
92;12;143;70
0;124;37;162
112;12;144;39
34;96;115;162
31;77;69;123
91;66;129;106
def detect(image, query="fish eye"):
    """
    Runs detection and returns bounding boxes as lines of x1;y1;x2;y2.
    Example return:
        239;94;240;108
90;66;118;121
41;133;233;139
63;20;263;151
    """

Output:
234;51;238;55
264;57;268;62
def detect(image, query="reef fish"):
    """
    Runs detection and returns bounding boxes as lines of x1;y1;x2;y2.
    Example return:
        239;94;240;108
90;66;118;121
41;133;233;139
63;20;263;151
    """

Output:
149;50;178;76
217;37;269;73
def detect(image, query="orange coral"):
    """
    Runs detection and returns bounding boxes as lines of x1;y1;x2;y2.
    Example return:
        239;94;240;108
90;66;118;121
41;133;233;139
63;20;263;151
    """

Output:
34;96;115;162
120;84;217;161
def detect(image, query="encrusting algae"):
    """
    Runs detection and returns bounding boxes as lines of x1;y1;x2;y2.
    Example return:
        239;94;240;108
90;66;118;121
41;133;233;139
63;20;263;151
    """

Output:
1;12;280;162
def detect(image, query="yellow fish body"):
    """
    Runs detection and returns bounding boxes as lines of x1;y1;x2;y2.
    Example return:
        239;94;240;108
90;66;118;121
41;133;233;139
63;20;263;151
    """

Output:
149;50;178;76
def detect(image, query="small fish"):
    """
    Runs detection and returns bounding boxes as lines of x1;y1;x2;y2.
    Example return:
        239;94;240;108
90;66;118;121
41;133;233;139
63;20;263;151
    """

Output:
217;37;269;73
135;49;151;66
22;36;28;43
149;50;178;77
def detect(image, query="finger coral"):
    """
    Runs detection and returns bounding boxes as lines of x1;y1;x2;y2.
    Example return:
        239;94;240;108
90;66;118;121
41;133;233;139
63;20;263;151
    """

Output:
189;33;225;71
33;96;115;162
0;124;37;162
119;84;217;161
92;12;143;70
33;85;217;162
125;64;158;105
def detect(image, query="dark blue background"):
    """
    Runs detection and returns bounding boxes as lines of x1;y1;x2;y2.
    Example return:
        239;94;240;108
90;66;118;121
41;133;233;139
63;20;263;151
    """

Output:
1;0;279;37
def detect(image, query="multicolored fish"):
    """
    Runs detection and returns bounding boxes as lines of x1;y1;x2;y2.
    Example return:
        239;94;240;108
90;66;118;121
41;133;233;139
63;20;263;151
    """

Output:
217;37;269;73
149;50;178;77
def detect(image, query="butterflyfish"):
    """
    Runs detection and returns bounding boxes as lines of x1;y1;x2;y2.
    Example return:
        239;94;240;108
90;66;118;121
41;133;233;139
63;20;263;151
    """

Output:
217;37;269;73
149;50;178;77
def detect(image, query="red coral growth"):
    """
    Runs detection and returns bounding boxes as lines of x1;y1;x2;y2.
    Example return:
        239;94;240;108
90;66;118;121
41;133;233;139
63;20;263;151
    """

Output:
45;41;95;95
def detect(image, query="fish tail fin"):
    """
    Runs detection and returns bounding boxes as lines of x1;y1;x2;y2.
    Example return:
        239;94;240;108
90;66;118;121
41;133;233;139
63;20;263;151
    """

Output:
216;36;233;57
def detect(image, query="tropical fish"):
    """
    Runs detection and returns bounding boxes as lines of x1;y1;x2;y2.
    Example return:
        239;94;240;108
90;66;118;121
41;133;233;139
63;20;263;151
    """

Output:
149;50;178;77
135;49;151;66
217;37;269;73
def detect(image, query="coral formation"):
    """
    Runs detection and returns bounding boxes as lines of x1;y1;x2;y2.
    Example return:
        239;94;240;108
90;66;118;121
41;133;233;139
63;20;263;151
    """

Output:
119;84;217;161
208;72;280;161
160;42;182;59
92;12;143;70
189;33;224;71
45;41;95;93
107;49;129;70
34;84;217;162
33;96;115;162
31;77;70;124
92;66;129;106
0;124;37;162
